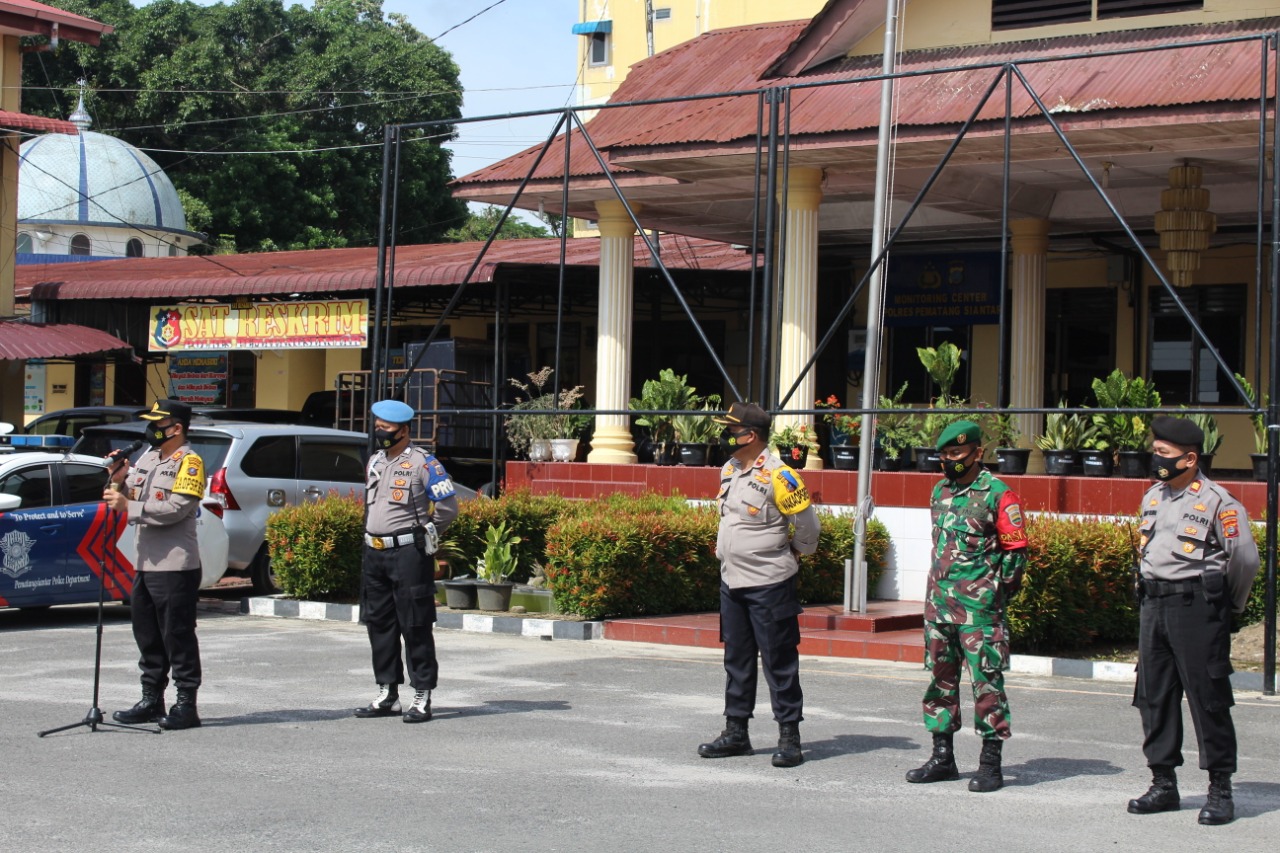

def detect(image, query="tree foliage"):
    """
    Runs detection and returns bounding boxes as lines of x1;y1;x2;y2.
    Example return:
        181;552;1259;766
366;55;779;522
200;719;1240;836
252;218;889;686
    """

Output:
24;0;468;251
444;205;550;243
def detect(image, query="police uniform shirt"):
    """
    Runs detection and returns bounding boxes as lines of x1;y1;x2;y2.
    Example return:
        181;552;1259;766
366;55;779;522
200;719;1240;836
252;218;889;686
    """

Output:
1139;474;1260;612
124;443;205;572
365;445;458;536
715;449;821;589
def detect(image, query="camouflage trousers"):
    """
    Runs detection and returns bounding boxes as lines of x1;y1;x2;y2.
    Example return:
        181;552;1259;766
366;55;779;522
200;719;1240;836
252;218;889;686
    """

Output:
922;620;1012;740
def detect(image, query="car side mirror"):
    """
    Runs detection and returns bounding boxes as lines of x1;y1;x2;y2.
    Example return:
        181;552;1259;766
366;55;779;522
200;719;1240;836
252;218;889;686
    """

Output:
0;493;21;511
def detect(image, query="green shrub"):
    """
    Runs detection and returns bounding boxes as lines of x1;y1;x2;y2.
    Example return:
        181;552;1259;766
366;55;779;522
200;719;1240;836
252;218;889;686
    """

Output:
446;489;572;582
265;494;365;601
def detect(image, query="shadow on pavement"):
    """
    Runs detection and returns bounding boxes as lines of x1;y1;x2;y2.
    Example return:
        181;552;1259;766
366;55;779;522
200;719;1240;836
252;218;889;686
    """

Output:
802;733;918;762
431;699;572;719
1213;780;1280;819
202;708;356;727
1001;756;1125;787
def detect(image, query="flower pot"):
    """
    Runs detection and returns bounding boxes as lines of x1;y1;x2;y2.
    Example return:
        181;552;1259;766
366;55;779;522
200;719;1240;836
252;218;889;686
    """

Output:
1251;453;1269;482
830;444;859;471
654;442;680;466
475;581;514;611
1117;449;1151;478
1041;449;1076;476
1079;448;1114;477
550;437;579;462
442;579;478;610
774;444;809;467
528;439;553;462
995;447;1030;475
874;447;907;471
678;442;710;466
914;446;940;474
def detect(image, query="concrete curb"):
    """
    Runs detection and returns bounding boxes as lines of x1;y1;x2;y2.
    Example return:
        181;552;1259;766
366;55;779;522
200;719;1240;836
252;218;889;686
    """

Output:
238;595;604;641
225;596;1264;691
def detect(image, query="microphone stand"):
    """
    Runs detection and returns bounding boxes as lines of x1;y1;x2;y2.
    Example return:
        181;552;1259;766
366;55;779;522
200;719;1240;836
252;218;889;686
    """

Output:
38;458;160;737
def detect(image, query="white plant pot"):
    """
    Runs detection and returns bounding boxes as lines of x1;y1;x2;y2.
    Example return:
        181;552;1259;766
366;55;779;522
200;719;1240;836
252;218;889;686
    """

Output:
529;439;553;462
550;438;579;462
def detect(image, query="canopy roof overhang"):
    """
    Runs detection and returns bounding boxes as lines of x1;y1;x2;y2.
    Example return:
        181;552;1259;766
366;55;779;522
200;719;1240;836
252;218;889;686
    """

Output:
0;321;129;360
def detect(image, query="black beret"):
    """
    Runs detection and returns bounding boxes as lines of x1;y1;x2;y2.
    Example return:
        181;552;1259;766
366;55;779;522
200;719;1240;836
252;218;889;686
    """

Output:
1151;416;1203;451
713;401;771;432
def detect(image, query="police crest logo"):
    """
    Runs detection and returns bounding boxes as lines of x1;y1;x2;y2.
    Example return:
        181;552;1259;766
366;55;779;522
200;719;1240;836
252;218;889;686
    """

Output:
392;489;405;501
1220;508;1240;539
0;529;36;578
1005;504;1023;527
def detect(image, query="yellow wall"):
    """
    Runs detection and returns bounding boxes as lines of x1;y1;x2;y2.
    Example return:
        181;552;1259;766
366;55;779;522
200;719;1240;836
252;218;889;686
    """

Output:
43;363;76;413
256;349;326;410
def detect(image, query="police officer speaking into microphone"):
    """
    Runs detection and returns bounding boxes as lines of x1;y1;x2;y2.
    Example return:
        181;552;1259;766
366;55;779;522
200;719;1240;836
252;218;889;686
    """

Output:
697;402;820;768
354;399;459;724
105;399;207;731
1128;416;1259;825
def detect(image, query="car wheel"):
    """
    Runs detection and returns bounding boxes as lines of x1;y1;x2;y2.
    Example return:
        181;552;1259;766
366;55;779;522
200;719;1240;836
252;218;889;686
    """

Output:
249;545;281;595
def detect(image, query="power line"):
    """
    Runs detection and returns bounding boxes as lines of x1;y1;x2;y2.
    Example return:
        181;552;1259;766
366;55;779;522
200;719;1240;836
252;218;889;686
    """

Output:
433;0;511;42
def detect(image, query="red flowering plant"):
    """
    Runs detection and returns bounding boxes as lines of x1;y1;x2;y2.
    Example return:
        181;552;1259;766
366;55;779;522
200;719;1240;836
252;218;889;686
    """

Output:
814;395;861;445
768;422;820;464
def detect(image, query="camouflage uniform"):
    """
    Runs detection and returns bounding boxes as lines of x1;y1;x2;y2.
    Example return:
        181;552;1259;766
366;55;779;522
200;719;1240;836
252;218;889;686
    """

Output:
923;468;1028;740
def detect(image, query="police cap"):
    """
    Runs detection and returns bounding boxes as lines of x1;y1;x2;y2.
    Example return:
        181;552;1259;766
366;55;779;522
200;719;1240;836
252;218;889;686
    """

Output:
371;399;415;424
1151;415;1204;452
936;419;983;451
139;398;192;427
713;401;771;433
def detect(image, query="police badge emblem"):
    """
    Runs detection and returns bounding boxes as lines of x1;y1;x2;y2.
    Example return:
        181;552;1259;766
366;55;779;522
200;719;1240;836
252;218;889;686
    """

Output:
0;529;36;578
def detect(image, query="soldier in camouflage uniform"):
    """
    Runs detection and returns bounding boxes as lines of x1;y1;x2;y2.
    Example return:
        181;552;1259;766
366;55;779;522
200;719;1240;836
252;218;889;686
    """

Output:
906;420;1028;792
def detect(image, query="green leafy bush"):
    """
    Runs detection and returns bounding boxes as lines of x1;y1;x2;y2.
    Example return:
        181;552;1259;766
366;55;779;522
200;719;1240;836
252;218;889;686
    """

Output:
265;494;365;601
446;489;572;582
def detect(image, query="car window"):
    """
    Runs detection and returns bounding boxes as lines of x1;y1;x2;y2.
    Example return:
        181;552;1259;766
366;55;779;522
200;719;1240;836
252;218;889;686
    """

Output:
0;464;53;508
63;415;128;438
298;440;366;482
63;463;109;504
26;416;62;436
241;435;297;479
186;436;232;472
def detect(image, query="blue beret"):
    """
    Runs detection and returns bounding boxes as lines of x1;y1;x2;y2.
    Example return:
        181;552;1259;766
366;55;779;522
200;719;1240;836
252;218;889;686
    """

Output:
371;399;415;424
936;419;982;451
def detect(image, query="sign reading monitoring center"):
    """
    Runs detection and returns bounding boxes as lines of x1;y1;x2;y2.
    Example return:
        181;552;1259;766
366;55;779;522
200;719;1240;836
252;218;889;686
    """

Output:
884;253;1000;327
147;299;369;352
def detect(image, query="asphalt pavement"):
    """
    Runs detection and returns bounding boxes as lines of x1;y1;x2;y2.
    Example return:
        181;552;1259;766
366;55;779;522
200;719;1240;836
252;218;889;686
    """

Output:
2;604;1277;853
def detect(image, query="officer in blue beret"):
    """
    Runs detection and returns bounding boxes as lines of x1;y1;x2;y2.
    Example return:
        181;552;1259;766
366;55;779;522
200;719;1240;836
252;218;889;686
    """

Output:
353;399;459;723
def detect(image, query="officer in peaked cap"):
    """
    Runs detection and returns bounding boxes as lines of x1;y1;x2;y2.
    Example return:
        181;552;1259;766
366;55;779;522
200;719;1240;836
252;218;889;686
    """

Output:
907;419;1028;792
106;398;207;730
354;398;459;724
697;401;820;768
1128;415;1259;825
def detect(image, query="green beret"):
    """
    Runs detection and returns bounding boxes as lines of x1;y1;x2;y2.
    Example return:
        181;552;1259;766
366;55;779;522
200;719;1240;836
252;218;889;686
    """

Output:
936;419;982;451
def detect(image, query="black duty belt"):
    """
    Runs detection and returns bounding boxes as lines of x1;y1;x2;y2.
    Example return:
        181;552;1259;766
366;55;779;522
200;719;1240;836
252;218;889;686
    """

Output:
1141;576;1202;598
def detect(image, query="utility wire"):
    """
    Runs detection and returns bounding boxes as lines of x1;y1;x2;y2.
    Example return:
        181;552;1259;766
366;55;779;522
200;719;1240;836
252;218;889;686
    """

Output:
433;0;511;42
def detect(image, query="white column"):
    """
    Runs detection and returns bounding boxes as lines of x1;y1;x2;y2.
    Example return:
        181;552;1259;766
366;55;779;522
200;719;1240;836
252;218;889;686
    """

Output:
776;167;823;469
1009;219;1049;466
587;199;639;464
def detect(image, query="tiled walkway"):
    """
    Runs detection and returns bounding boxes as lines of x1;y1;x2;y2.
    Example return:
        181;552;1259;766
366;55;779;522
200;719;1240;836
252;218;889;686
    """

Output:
604;600;925;664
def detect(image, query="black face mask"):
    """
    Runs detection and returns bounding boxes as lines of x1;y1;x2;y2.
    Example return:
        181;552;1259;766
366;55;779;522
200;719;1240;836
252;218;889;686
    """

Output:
1151;452;1190;482
940;449;977;480
374;428;402;450
146;425;171;447
718;428;749;456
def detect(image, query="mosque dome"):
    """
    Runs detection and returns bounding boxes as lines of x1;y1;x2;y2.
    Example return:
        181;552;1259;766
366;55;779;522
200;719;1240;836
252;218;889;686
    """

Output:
15;100;202;259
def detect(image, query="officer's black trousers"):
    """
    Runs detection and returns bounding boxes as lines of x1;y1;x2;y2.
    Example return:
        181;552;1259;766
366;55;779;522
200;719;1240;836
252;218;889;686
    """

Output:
719;577;803;723
1133;591;1237;772
361;544;438;691
131;568;202;692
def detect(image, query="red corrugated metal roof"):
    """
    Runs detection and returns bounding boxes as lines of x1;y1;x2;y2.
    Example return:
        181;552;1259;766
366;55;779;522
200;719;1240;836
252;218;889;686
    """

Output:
16;235;757;301
0;322;129;359
0;0;113;43
0;110;76;134
456;17;1278;186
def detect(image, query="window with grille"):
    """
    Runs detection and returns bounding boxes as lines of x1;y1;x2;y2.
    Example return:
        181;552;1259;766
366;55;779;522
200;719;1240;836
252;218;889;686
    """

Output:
70;234;91;255
993;0;1202;30
1148;284;1245;405
1098;0;1202;20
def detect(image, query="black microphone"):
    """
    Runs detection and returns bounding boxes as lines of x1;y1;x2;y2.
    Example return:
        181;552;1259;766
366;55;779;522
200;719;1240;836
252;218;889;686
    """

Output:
106;439;145;463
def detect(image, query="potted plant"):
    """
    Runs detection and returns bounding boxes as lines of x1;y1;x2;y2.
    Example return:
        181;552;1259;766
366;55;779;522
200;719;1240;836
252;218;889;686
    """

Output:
986;410;1028;475
770;422;819;468
630;369;700;465
505;367;586;462
1234;373;1269;481
875;382;918;471
438;535;479;610
816;395;860;470
913;342;966;472
1180;408;1223;474
1090;369;1161;478
671;400;722;466
1033;401;1093;475
474;520;520;611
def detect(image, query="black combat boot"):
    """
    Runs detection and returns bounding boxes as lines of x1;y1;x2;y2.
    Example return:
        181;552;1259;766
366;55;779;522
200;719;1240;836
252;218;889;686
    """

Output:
158;688;201;730
905;732;960;783
112;686;164;724
353;684;400;718
697;716;752;758
403;689;432;724
771;721;803;768
968;739;1004;792
1127;765;1179;814
1198;771;1234;825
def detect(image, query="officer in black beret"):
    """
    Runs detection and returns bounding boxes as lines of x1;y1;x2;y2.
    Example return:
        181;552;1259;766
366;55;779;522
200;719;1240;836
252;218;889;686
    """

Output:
1128;416;1259;825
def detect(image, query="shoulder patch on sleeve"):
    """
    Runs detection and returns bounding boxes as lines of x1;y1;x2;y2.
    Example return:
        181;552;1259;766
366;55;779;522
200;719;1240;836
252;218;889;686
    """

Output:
995;490;1028;549
171;452;205;499
772;466;811;515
